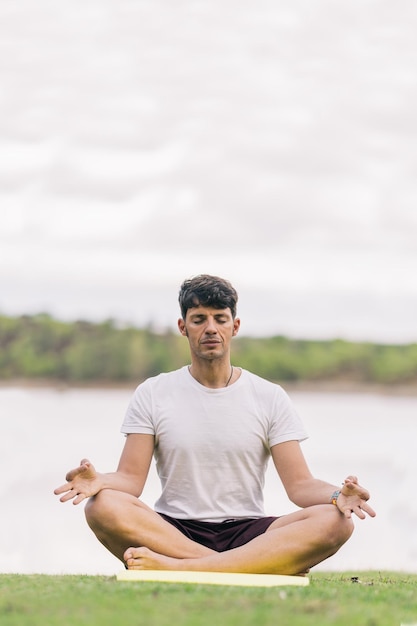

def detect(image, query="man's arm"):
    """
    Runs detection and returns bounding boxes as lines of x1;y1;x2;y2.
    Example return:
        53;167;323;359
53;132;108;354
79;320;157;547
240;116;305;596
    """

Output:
271;440;376;519
54;433;154;505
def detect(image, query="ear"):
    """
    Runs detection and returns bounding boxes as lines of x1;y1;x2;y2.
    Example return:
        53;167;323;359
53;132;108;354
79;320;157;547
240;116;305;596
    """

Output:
178;318;188;336
232;317;240;337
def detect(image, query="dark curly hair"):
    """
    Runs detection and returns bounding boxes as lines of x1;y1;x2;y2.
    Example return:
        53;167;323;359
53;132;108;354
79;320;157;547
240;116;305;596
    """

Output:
178;275;238;319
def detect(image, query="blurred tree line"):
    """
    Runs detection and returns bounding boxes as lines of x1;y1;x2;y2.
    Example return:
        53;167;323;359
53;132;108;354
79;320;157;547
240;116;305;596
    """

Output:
1;313;417;386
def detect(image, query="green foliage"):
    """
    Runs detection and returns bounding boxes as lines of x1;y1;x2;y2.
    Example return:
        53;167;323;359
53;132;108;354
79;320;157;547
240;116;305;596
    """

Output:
0;313;416;386
0;572;416;626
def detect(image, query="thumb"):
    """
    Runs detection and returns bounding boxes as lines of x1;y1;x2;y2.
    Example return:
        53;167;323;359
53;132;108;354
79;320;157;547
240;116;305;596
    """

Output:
342;476;358;492
344;475;358;485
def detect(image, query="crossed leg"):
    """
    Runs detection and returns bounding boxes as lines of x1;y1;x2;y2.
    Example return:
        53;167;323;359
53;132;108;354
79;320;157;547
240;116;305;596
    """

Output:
85;489;215;562
85;490;354;575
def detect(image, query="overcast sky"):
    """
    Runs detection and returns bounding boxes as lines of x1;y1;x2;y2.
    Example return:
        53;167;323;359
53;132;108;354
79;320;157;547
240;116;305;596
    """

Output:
1;1;416;342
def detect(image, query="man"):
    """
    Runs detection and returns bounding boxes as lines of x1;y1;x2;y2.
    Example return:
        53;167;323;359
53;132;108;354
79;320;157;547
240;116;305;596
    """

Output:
55;274;375;575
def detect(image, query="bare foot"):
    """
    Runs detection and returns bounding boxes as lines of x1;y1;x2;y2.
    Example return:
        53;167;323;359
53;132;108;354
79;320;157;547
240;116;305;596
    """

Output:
124;547;186;570
296;569;310;577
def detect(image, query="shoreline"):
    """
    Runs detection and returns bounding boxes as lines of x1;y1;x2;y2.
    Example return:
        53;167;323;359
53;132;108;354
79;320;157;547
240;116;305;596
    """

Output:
1;377;417;396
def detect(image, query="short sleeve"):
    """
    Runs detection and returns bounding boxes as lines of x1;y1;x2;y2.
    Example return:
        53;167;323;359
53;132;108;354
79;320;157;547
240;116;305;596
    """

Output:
121;379;155;435
268;386;308;448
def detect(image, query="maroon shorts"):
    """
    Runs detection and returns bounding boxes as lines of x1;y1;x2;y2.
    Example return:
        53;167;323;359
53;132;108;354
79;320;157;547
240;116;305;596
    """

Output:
158;514;278;552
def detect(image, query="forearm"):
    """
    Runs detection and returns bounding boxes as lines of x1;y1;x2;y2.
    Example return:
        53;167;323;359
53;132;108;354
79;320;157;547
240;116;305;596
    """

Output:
96;470;146;498
272;443;374;518
287;477;340;508
95;433;153;498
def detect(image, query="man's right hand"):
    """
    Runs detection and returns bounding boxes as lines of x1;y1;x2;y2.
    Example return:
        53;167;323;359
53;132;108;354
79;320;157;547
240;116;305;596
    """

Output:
54;459;102;505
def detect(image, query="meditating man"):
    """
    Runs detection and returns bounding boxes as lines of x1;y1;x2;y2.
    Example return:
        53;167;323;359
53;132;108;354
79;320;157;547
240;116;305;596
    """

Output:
55;274;375;575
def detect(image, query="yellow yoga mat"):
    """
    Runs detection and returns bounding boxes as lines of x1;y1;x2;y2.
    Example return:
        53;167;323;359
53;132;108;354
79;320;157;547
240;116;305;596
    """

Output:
117;570;309;587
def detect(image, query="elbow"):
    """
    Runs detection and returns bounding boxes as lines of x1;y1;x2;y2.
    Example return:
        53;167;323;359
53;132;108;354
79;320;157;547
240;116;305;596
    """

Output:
285;489;301;507
288;494;305;508
285;484;309;508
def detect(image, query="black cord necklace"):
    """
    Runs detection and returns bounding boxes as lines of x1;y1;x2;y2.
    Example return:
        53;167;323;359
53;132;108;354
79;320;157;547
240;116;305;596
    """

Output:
225;366;234;387
188;365;234;387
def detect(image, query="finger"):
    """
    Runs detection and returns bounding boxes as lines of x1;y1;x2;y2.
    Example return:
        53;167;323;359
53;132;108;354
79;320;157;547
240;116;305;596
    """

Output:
348;485;370;500
358;485;371;500
342;482;370;501
65;467;84;482
72;493;87;506
65;462;90;482
59;490;78;503
344;475;358;484
361;502;376;518
342;480;357;492
351;501;377;520
352;507;367;520
54;483;72;495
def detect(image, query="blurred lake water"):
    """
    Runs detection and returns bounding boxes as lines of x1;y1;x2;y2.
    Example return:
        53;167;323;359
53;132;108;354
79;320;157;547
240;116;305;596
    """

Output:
1;385;415;575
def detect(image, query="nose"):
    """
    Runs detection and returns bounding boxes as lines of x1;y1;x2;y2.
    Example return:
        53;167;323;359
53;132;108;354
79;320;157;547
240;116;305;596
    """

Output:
205;317;217;333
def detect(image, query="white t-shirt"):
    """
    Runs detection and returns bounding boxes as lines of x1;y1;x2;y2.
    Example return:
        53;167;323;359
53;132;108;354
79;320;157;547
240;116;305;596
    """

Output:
121;366;308;522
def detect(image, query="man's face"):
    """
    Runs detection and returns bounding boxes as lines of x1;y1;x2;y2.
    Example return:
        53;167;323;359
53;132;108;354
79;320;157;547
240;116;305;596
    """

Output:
178;305;240;361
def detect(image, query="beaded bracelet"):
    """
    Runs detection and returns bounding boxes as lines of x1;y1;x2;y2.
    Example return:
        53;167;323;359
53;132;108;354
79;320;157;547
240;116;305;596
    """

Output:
331;489;341;505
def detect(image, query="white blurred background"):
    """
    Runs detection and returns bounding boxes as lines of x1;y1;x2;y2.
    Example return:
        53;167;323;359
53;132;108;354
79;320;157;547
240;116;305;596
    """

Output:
1;0;416;342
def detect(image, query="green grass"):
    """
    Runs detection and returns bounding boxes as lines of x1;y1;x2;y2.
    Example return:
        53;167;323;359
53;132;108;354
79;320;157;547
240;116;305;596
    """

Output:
0;572;416;626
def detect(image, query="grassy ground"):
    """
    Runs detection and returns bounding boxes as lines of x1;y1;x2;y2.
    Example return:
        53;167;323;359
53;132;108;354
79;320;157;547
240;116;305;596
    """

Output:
0;571;416;626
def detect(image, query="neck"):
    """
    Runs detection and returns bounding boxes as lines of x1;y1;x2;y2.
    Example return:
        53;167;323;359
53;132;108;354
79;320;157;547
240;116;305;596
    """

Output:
188;362;234;389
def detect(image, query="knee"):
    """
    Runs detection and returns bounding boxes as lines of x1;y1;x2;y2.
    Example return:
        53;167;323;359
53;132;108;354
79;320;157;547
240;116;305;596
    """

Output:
325;506;354;549
84;489;117;529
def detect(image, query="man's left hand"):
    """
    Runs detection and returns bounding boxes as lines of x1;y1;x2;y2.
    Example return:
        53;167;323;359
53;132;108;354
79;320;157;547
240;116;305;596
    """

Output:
336;475;376;519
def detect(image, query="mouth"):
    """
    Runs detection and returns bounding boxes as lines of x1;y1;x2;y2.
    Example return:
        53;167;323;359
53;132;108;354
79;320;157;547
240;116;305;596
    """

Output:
201;340;221;346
